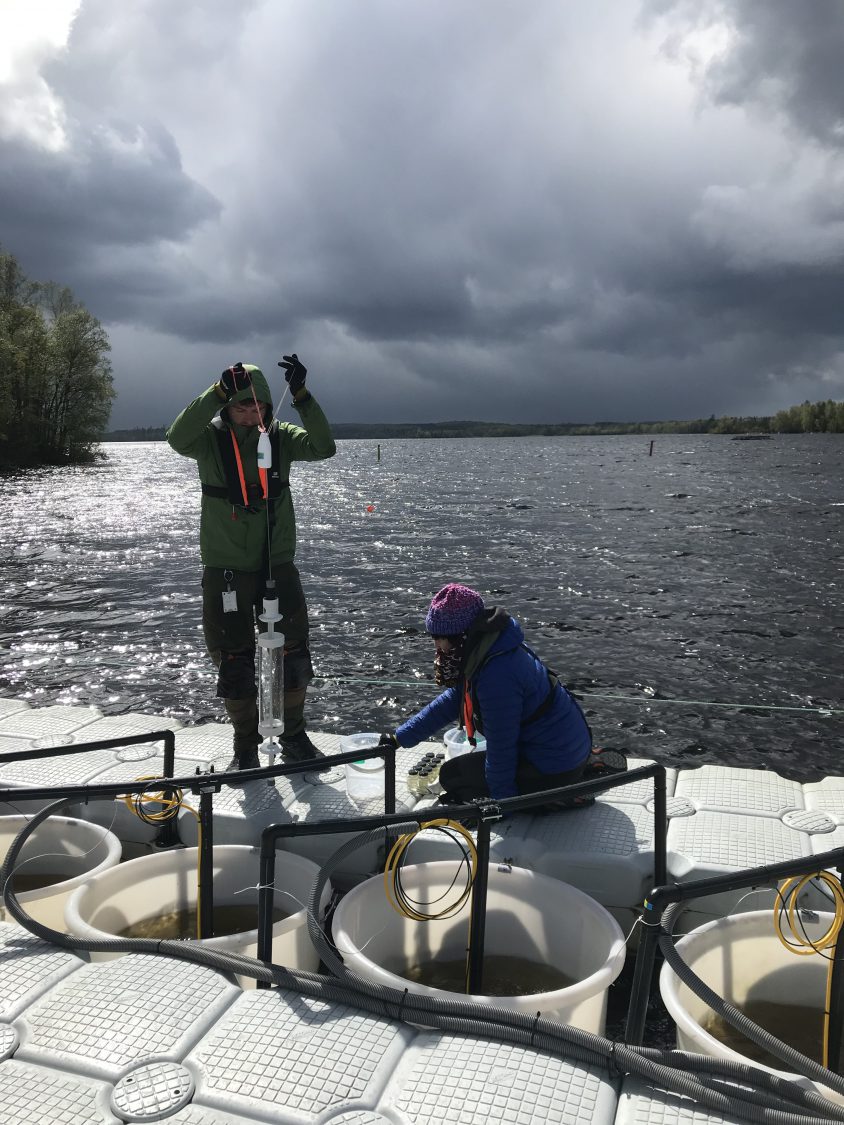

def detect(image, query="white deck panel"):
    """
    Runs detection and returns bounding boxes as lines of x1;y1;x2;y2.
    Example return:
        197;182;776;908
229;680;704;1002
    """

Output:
15;953;239;1082
384;1032;619;1125
617;1076;746;1125
520;801;656;908
673;764;804;817
0;922;87;1021
257;740;429;886
804;777;844;825
172;723;240;764
189;990;412;1120
0;748;117;790
0;1059;119;1124
0;700;30;720
71;712;184;746
0;703;102;743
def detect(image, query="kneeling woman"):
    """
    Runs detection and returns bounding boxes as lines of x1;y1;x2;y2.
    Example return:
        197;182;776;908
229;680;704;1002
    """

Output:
382;584;592;803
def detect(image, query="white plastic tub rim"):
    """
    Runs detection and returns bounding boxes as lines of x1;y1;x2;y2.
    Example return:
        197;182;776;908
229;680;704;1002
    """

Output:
341;732;385;802
443;727;486;758
659;908;842;1101
0;813;122;928
65;844;329;984
331;861;627;1032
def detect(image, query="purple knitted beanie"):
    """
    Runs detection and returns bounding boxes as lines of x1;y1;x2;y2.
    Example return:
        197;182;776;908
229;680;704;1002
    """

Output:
425;584;485;636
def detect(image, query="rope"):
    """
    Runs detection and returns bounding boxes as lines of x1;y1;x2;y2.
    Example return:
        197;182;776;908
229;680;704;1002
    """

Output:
311;674;843;716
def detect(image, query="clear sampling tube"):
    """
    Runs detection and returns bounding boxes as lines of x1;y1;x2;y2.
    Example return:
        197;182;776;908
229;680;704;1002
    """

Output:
257;582;285;766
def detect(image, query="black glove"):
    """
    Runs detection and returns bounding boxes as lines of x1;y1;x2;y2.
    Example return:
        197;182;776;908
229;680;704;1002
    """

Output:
219;362;251;398
378;732;399;750
278;353;307;396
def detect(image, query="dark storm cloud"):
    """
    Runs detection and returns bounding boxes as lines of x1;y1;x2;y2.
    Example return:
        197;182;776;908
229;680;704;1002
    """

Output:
3;0;844;428
0;123;219;306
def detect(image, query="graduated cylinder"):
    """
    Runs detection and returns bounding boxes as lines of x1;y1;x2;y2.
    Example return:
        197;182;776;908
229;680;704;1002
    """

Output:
257;593;285;743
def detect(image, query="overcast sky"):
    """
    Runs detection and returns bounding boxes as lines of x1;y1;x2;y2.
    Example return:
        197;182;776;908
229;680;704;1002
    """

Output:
2;0;844;429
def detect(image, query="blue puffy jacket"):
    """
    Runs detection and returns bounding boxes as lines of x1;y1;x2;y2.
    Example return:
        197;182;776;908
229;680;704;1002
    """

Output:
396;614;591;798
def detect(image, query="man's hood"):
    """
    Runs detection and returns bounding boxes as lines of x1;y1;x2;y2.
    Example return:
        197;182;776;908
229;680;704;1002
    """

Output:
219;365;274;431
230;365;273;409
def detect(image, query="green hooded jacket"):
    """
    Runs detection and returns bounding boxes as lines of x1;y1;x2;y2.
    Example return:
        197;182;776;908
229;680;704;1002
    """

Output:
166;365;336;570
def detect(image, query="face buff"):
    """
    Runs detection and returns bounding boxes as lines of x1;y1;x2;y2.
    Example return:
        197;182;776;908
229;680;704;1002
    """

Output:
434;636;466;687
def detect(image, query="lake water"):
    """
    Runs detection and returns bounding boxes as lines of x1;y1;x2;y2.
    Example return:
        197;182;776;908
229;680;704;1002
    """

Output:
0;434;841;780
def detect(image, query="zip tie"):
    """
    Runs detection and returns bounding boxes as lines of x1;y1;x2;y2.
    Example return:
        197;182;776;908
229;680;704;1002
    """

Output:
310;674;843;715
530;1010;541;1048
397;987;410;1023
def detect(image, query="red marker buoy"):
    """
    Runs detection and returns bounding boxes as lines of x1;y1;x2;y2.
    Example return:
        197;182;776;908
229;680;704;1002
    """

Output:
366;504;375;513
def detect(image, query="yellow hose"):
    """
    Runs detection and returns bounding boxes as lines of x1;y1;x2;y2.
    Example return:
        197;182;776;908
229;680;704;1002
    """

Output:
121;778;201;937
384;818;478;921
774;872;844;1068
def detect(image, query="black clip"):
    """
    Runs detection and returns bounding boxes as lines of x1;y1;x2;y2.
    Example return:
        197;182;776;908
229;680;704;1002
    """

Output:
607;1039;627;1080
397;987;410;1023
476;801;503;824
530;1009;541;1048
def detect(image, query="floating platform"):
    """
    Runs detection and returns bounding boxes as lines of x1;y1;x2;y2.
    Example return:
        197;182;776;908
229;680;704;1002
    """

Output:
0;700;842;1123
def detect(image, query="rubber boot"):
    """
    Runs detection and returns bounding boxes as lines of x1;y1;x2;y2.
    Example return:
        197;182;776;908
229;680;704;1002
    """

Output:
223;696;261;771
279;686;325;764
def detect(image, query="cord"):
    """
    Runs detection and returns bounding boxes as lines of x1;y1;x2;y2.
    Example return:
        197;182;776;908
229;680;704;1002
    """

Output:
774;873;844;1068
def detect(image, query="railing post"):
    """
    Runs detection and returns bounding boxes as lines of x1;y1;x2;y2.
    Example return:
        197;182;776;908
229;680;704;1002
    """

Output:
256;835;277;989
197;786;214;939
384;745;396;816
466;814;492;994
154;730;181;849
826;867;844;1075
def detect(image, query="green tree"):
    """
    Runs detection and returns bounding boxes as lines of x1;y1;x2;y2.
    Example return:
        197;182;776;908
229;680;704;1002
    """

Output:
0;249;113;466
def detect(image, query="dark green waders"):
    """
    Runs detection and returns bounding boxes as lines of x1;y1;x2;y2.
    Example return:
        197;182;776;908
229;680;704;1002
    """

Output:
202;563;314;763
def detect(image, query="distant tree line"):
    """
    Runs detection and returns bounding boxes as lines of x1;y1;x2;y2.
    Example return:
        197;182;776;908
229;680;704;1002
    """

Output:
0;248;114;468
107;401;844;442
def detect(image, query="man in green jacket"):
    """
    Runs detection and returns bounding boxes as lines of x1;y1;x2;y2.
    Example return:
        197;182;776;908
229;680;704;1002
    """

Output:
167;355;336;769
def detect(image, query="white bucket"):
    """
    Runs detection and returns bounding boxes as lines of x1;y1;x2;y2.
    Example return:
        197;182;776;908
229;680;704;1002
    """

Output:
660;910;843;1102
341;733;385;802
443;727;486;759
332;862;626;1032
0;814;122;931
65;845;328;988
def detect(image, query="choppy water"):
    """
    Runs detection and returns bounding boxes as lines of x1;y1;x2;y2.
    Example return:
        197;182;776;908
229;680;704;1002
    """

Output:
0;435;841;779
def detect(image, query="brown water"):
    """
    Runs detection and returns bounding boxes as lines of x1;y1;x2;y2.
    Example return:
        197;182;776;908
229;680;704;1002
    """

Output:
8;871;67;893
702;1000;825;1069
403;954;576;996
117;903;290;940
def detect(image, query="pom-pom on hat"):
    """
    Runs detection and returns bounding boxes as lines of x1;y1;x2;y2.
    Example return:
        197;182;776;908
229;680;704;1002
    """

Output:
425;584;485;636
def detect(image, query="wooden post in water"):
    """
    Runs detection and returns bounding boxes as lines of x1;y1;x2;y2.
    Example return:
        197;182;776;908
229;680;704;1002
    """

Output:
377;444;381;462
648;440;654;456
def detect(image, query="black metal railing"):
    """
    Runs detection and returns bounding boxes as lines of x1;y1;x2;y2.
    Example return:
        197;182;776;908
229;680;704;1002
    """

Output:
624;847;844;1074
255;762;667;991
0;733;397;939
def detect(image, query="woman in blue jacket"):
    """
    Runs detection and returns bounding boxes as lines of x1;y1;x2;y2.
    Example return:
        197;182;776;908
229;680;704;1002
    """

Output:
382;583;593;803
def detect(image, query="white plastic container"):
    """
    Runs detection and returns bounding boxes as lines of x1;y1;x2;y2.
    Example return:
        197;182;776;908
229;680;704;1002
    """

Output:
332;862;626;1032
65;845;328;989
341;733;385;803
443;727;486;759
0;814;122;931
660;910;843;1103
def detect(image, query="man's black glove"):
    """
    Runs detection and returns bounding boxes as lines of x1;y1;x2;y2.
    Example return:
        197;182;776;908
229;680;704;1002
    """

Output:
278;353;307;396
378;732;399;750
219;362;251;398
